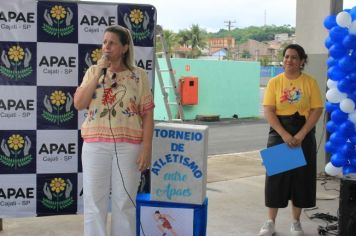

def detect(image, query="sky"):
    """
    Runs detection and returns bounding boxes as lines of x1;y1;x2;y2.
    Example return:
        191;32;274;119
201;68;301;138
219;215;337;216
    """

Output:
87;0;356;32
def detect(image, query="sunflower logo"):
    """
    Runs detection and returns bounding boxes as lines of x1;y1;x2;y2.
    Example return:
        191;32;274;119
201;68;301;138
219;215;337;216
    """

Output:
124;9;150;41
8;46;25;63
91;49;102;63
50;5;67;20
0;134;32;169
42;5;74;37
0;44;33;80
130;9;143;24
50;178;66;193
42;178;74;211
50;90;66;107
7;134;24;151
42;90;74;125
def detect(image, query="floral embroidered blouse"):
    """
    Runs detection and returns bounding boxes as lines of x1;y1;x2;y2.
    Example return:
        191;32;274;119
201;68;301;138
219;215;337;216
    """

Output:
80;65;154;144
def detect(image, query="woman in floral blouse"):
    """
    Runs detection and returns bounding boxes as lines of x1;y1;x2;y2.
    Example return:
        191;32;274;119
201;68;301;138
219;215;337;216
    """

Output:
74;25;154;236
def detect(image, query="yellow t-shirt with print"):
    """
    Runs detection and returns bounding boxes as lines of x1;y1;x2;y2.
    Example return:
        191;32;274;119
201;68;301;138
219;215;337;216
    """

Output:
263;72;323;118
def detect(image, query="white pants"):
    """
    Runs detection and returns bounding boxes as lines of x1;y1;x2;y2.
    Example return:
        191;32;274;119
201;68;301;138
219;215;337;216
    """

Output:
82;142;141;236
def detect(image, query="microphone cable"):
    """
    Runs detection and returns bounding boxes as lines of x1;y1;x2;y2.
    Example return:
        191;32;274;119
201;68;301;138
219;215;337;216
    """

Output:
102;70;147;236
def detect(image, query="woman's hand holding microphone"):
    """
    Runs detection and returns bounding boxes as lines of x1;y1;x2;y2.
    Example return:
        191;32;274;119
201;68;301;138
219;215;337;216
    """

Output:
96;53;111;79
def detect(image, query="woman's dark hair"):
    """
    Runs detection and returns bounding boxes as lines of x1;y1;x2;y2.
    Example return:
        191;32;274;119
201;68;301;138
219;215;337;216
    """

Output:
282;44;308;69
104;25;135;71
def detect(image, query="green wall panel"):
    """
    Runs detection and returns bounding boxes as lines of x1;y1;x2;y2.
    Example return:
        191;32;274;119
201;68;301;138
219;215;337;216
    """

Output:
154;59;260;120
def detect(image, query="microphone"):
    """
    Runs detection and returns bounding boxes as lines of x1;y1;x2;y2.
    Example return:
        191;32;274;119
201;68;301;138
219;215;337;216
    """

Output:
111;73;117;88
101;53;109;77
100;53;109;84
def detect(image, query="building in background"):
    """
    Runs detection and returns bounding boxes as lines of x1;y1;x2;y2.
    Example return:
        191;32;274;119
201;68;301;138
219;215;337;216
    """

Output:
200;34;295;64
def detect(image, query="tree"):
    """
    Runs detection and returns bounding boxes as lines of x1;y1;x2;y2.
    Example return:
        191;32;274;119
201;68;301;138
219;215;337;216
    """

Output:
177;29;190;48
177;24;208;58
189;24;207;58
210;24;295;44
155;29;178;56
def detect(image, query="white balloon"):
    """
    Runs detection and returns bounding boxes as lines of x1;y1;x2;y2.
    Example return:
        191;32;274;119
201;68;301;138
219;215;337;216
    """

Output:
325;162;343;176
350;21;356;35
326;88;348;103
336;11;352;28
327;79;338;89
340;98;355;113
349;111;356;124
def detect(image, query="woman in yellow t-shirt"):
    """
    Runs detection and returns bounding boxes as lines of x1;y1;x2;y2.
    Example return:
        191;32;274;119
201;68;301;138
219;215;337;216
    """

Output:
259;44;323;236
74;25;154;236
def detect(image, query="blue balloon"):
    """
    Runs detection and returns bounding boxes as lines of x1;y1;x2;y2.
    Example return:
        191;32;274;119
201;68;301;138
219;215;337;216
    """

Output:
325;37;334;49
350;156;356;167
325;101;339;113
349;151;356;167
350;6;356;20
326;57;338;67
341;142;354;157
329;132;347;144
350;133;356;144
351;50;356;60
340;121;355;135
327;65;346;80
326;120;338;133
337;78;352;93
348;91;356;103
348;73;356;82
329;44;347;59
343;165;356;175
340;121;355;137
342;34;356;49
338;56;355;72
331;153;347;167
325;141;338;154
330;26;348;42
331;109;348;124
323;15;337;29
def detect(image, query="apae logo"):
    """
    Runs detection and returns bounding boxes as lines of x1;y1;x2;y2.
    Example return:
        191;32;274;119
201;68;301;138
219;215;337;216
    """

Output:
41;90;74;125
0;11;35;23
80;13;115;34
41;177;74;211
124;9;150;41
42;5;74;38
0;134;32;169
0;45;33;80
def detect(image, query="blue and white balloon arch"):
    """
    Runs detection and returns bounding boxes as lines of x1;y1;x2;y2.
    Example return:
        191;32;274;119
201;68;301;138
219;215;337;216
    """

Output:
324;6;356;176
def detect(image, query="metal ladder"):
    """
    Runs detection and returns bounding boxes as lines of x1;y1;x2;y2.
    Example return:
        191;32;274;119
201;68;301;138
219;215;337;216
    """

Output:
155;25;184;122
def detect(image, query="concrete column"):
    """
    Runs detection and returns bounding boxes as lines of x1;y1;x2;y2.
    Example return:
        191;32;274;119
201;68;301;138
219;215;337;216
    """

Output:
295;0;343;174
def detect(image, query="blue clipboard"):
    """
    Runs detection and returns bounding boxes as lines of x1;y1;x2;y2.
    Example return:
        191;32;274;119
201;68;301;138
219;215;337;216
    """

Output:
259;143;306;176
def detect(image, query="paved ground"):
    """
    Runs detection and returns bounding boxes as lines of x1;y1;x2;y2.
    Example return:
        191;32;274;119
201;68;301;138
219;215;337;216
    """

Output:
185;117;269;155
207;152;339;236
0;151;340;236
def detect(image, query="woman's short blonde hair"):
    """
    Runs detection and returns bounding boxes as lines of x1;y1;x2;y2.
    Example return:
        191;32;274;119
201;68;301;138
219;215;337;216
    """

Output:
104;25;135;71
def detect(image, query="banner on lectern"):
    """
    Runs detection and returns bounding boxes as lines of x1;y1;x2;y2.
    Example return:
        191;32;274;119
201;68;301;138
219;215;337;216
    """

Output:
150;123;208;205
